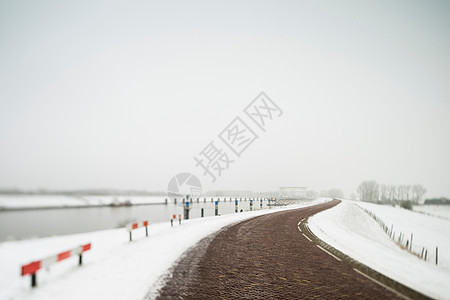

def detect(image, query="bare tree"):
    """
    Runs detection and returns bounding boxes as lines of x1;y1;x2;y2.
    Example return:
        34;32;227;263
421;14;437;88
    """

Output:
397;185;405;201
405;185;412;201
388;185;396;202
412;184;427;204
357;180;379;202
359;181;426;205
380;184;388;203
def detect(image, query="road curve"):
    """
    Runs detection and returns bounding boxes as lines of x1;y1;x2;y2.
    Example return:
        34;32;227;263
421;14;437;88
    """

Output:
156;200;404;299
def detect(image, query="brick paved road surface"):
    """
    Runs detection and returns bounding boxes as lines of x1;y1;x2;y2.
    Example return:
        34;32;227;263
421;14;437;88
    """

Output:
157;200;403;299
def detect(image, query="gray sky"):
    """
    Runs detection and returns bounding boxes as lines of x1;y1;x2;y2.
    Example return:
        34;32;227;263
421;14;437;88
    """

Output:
0;1;449;197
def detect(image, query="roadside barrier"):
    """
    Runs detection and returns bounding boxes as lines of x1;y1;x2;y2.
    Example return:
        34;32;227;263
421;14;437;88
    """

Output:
170;214;182;226
127;220;149;241
21;243;91;288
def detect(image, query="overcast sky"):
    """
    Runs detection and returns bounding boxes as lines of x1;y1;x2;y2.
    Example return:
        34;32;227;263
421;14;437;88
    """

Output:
0;1;449;197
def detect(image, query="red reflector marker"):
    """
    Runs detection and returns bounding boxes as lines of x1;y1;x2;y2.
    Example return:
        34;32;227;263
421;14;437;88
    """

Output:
82;243;91;252
57;251;71;262
21;261;41;276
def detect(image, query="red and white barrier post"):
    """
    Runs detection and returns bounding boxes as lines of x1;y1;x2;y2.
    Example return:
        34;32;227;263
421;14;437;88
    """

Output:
127;220;149;242
170;214;182;226
21;243;91;288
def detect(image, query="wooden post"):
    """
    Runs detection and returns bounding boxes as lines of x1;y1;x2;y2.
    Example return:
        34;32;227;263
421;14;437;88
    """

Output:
201;208;204;218
145;226;148;237
410;234;413;250
79;254;83;265
129;231;132;242
436;247;438;265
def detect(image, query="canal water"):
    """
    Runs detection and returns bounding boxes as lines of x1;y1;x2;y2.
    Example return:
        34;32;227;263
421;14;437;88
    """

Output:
0;198;269;242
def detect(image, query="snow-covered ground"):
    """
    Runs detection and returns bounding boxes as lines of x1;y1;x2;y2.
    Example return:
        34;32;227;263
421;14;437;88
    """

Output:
0;195;166;210
0;199;330;300
308;200;450;299
414;204;450;220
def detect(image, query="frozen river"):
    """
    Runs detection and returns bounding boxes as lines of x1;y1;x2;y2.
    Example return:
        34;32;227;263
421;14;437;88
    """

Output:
0;197;268;242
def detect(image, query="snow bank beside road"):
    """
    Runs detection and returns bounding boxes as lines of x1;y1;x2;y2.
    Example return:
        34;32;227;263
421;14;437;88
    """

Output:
308;200;450;299
0;199;330;300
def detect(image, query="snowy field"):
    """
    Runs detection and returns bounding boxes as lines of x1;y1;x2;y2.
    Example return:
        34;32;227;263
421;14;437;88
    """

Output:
0;199;330;300
414;204;450;220
0;195;166;210
308;200;450;299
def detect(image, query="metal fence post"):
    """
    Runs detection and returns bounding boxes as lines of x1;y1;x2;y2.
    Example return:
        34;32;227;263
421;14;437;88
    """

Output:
31;273;37;288
215;201;219;216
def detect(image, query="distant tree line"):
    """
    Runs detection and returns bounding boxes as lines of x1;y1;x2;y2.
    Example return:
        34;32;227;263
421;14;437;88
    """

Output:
356;180;427;204
424;197;450;205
